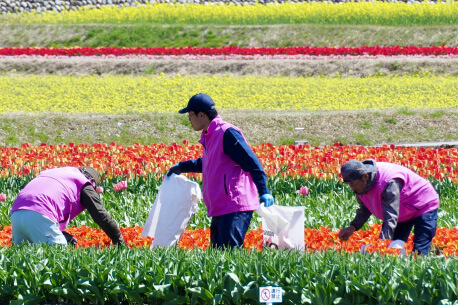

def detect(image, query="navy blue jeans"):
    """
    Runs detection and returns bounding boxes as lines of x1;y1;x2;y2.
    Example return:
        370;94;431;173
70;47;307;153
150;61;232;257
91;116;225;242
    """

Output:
210;211;253;249
393;209;438;255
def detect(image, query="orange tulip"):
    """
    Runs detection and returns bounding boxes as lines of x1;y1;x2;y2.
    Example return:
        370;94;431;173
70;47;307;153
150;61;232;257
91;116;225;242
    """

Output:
0;224;455;256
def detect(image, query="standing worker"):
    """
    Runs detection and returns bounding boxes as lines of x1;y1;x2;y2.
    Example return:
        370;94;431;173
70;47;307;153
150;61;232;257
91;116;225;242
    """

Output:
10;166;126;246
167;93;274;248
338;159;440;255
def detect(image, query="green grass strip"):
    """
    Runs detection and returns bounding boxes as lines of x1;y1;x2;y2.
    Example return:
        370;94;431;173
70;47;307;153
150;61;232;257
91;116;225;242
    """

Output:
1;2;457;26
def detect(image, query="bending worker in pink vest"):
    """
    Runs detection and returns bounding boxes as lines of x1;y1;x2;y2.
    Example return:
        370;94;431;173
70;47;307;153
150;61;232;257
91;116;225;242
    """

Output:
10;166;126;246
167;93;274;248
338;159;440;255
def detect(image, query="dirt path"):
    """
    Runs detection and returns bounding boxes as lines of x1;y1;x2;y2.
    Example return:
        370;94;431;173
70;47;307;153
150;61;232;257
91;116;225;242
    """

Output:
1;110;457;147
1;56;457;76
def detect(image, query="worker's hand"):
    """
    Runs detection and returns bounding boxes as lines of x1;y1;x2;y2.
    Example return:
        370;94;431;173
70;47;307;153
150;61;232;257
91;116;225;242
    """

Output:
260;193;274;207
62;231;78;247
167;164;182;177
338;226;356;241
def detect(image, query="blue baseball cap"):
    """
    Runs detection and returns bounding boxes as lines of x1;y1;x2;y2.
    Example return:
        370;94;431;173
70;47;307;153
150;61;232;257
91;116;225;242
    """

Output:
179;93;216;114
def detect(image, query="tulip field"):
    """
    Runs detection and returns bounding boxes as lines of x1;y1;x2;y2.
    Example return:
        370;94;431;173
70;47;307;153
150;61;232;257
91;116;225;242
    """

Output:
0;142;457;303
1;1;458;304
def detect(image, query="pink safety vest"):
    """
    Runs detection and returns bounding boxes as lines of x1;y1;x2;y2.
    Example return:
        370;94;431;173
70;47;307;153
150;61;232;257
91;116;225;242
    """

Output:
199;116;259;217
11;167;90;231
357;162;439;223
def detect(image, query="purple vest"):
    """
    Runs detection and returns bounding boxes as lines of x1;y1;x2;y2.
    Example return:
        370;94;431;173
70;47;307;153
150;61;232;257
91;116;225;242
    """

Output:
11;167;90;230
357;162;439;222
199;116;259;217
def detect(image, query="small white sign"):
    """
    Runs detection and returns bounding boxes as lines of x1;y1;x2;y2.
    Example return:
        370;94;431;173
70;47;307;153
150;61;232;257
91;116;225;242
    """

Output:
259;286;283;304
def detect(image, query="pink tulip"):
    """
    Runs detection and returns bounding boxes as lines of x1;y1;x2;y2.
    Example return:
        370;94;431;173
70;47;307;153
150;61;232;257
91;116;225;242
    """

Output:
96;186;104;194
0;193;6;201
118;181;128;189
299;186;309;196
113;181;128;191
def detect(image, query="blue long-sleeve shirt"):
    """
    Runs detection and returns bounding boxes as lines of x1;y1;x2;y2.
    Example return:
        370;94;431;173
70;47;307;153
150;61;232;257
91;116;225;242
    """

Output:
177;128;269;196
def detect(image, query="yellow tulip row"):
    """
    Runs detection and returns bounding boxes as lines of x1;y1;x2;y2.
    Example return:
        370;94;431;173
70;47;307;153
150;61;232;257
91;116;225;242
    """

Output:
2;2;457;25
1;74;457;114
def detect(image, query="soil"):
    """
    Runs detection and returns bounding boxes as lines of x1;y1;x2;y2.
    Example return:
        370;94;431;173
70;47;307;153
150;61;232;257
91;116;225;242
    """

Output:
1;110;457;147
0;57;457;76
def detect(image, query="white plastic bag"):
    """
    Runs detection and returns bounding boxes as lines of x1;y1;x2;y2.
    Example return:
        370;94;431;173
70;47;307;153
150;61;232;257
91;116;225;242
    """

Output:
256;205;305;250
360;243;371;254
141;174;202;248
388;239;407;256
361;240;406;256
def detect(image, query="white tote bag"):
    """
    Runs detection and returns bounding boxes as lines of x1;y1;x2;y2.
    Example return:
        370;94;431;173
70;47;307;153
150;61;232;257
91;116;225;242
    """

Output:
257;205;305;251
141;174;202;248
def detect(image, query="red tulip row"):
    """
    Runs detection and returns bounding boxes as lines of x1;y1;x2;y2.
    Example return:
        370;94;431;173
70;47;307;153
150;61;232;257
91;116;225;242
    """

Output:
0;45;457;56
1;224;456;257
1;142;457;182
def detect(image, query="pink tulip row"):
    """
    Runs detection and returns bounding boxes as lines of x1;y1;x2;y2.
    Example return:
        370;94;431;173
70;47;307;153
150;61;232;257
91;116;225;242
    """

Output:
2;54;457;60
0;46;456;57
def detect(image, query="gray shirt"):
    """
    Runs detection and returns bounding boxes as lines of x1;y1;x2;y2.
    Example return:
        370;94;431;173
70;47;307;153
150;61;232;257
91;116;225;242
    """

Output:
349;179;404;240
80;184;125;245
